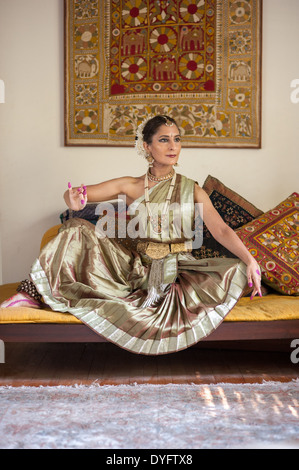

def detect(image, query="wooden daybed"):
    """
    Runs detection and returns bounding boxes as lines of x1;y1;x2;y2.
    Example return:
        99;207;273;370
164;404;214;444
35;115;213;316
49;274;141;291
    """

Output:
1;283;299;345
1;225;299;347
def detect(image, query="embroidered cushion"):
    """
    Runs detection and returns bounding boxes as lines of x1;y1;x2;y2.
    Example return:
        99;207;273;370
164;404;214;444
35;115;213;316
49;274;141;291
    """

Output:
236;193;299;295
192;175;263;259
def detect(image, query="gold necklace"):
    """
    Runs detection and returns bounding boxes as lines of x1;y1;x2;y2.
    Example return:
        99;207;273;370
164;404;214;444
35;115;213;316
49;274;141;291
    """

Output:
147;168;174;182
144;171;176;234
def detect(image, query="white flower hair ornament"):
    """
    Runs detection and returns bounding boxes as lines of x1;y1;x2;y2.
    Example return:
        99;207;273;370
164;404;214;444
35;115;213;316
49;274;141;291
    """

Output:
134;114;155;159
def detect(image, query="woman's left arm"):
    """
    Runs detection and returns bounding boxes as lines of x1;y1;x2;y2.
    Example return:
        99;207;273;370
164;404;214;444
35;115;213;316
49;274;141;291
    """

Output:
195;184;262;298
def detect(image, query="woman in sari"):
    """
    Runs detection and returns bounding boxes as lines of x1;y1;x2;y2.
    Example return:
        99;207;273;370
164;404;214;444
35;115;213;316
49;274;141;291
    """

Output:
1;115;262;355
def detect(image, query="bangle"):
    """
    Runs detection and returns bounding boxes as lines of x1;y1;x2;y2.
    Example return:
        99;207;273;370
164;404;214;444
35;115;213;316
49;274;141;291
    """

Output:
17;279;42;302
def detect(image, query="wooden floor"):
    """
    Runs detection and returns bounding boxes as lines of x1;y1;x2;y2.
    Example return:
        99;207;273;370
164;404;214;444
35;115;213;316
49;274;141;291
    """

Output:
0;341;298;386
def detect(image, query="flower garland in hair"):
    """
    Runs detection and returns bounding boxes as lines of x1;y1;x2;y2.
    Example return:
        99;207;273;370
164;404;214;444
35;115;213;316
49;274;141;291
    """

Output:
134;114;154;159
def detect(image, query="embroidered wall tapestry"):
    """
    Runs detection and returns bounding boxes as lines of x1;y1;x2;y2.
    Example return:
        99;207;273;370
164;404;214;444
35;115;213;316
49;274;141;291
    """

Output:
64;0;262;148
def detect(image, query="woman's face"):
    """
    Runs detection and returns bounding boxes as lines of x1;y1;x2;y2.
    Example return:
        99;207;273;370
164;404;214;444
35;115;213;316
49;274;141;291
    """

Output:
144;124;181;168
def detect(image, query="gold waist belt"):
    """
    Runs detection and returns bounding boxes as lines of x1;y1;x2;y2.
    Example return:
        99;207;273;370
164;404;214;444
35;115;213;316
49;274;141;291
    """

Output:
137;240;193;260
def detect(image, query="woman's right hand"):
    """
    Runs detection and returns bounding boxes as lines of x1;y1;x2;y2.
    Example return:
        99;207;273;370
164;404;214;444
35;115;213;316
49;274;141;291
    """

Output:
67;182;88;211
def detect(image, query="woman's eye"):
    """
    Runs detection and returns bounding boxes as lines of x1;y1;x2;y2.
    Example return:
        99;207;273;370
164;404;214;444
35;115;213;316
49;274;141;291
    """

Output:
158;137;181;143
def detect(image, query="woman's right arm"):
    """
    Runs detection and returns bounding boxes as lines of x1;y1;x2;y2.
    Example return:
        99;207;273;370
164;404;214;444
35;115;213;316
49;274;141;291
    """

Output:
64;177;134;211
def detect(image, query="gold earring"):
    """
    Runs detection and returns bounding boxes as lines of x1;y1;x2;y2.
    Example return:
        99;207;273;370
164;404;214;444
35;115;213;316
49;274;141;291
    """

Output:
147;154;154;167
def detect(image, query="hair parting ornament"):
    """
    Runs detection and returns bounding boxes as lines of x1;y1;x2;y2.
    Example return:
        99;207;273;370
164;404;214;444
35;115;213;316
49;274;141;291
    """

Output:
164;117;175;127
135;114;175;160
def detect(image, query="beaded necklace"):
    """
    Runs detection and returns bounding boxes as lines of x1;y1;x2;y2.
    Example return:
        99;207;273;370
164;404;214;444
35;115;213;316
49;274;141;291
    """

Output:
144;170;176;234
147;168;174;182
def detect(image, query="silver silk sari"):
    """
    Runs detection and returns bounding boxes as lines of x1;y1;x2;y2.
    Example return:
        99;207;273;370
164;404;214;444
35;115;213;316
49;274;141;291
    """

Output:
30;174;247;355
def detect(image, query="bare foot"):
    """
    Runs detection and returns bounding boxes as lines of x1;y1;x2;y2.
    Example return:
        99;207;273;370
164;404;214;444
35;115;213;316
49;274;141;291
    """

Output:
0;293;42;309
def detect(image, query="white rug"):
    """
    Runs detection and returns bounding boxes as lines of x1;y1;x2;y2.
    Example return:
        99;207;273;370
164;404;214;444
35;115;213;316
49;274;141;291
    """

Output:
0;381;299;449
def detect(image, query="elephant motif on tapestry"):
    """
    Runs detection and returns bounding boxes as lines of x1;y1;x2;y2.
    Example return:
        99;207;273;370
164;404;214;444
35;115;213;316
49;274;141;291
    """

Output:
122;32;145;55
75;56;99;79
151;57;176;81
180;26;204;51
229;62;251;82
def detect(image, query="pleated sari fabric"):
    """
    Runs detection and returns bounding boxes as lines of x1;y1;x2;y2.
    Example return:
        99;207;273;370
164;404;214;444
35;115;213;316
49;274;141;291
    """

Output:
30;174;247;355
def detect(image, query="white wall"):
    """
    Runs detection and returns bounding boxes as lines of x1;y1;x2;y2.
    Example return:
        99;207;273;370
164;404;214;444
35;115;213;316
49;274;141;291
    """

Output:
0;0;299;283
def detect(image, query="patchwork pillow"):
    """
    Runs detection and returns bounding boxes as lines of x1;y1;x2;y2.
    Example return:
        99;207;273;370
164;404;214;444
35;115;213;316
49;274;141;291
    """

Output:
192;175;263;259
236;193;299;295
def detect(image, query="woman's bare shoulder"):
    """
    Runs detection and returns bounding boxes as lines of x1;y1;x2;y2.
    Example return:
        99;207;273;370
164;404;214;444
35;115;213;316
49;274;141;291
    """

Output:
108;175;144;192
120;175;144;182
194;183;216;207
105;174;143;185
194;182;205;198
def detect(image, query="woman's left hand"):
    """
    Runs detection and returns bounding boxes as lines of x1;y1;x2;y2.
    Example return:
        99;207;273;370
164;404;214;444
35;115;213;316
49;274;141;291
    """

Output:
246;260;262;299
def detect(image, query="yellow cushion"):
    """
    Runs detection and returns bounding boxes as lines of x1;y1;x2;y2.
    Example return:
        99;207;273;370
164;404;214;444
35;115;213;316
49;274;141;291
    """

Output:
0;283;81;324
0;306;82;324
1;282;299;323
224;294;299;321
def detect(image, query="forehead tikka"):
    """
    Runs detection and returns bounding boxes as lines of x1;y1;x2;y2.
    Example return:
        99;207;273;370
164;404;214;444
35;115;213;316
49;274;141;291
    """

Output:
163;116;174;127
